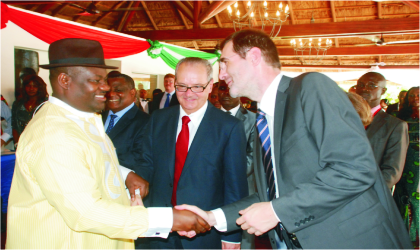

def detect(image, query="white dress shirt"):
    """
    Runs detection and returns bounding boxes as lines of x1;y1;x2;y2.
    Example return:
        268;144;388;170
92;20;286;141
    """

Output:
221;104;241;117
177;102;208;150
159;90;176;109
140;99;149;113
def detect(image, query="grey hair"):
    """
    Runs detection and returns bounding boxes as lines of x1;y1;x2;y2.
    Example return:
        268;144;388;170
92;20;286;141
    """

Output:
175;57;213;82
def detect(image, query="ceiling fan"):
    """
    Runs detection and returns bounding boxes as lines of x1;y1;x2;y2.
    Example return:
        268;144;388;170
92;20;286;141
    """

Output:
362;34;420;46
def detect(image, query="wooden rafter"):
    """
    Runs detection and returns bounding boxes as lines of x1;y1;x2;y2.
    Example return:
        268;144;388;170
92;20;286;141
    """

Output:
140;1;158;30
51;3;67;16
402;0;420;11
35;3;54;13
121;1;140;31
173;1;194;23
92;1;125;26
330;1;337;22
287;0;296;25
126;17;419;41
117;1;134;32
192;41;200;49
199;1;224;24
178;9;191;29
377;2;383;19
193;1;202;29
277;45;419;57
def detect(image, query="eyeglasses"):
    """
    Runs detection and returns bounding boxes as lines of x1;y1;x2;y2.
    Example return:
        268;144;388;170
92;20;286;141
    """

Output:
355;83;384;90
219;54;240;71
175;81;211;93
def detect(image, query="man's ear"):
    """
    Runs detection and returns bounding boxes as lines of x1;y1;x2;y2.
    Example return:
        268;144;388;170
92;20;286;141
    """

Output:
130;88;136;98
57;73;71;90
248;47;262;66
382;87;387;95
207;79;214;93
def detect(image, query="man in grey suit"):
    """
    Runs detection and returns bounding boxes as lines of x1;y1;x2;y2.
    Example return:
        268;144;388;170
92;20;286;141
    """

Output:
356;72;409;190
177;29;412;249
218;79;256;249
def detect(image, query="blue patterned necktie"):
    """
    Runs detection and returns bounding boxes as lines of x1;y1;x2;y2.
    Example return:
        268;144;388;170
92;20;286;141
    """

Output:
106;114;117;134
164;93;171;108
256;109;276;200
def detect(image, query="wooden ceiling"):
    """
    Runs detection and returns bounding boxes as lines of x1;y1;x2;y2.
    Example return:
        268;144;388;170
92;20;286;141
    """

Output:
7;0;420;69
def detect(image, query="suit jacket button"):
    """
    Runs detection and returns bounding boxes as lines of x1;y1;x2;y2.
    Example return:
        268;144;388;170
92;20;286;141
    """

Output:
305;218;310;222
300;220;305;224
295;222;300;227
309;215;315;220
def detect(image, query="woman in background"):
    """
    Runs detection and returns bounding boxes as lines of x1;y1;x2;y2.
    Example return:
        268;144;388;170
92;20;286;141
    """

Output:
394;86;419;248
12;75;48;144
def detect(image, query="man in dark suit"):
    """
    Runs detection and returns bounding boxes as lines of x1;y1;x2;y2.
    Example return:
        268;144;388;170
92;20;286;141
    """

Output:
387;90;407;115
178;29;412;249
148;73;179;114
356;72;409;190
218;80;256;248
142;57;248;249
103;73;151;199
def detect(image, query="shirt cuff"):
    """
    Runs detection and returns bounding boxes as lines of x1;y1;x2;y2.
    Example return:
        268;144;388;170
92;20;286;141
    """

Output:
211;208;227;232
142;207;173;238
221;240;241;244
1;133;11;143
270;201;281;222
119;165;133;182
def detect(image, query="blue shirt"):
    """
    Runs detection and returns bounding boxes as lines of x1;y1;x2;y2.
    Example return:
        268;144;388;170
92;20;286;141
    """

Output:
104;102;135;131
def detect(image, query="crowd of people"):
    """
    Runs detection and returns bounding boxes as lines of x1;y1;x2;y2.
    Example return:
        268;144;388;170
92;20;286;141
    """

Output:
2;29;418;249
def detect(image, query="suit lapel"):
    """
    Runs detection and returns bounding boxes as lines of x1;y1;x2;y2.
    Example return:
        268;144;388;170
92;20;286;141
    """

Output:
167;107;180;180
367;110;387;138
273;76;291;176
107;105;137;140
101;110;109;125
180;103;211;176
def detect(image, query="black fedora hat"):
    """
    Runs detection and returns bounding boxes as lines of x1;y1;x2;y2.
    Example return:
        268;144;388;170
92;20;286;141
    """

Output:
39;38;118;69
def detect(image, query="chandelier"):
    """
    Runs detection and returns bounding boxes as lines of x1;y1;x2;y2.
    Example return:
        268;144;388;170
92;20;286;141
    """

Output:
227;1;289;38
290;38;333;64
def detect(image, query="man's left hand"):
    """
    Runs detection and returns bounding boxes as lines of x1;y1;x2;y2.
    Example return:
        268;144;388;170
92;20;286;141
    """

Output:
236;202;279;236
125;172;149;199
222;241;241;249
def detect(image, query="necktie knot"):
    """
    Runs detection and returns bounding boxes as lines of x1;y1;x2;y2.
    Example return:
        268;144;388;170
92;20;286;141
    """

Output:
182;116;191;125
257;109;266;120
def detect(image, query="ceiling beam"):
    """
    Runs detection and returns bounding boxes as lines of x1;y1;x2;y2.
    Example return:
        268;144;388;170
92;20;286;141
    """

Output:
125;17;419;41
198;1;224;24
192;41;200;49
287;0;296;25
198;1;236;24
140;1;158;30
377;2;383;19
51;3;67;16
92;1;125;26
278;45;419;57
35;3;55;13
173;1;194;23
402;0;420;11
193;1;202;29
117;1;134;32
178;9;190;29
330;1;337;22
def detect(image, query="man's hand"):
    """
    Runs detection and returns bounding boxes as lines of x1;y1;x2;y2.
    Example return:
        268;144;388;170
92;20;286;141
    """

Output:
175;204;217;226
172;208;211;235
125;172;149;199
222;241;241;249
130;189;144;206
236;202;279;236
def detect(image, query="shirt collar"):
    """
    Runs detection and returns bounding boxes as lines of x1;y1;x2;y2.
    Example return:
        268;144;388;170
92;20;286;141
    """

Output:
49;96;95;118
109;102;135;117
371;105;381;115
180;101;208;127
221;104;241;116
259;73;283;117
166;90;176;96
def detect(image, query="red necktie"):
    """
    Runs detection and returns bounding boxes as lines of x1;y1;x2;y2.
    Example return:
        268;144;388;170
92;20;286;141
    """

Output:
171;116;190;206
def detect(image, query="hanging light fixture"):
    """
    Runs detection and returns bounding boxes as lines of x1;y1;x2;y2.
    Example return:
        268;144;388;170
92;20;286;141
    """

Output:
290;38;333;64
226;1;289;38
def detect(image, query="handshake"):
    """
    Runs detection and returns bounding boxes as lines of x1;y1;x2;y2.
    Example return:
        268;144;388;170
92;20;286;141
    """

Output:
172;205;217;237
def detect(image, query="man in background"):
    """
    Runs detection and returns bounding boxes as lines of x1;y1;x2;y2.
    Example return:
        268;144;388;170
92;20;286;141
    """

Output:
139;89;149;113
387;90;407;115
103;73;151;199
148;74;179;114
356;72;409;190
